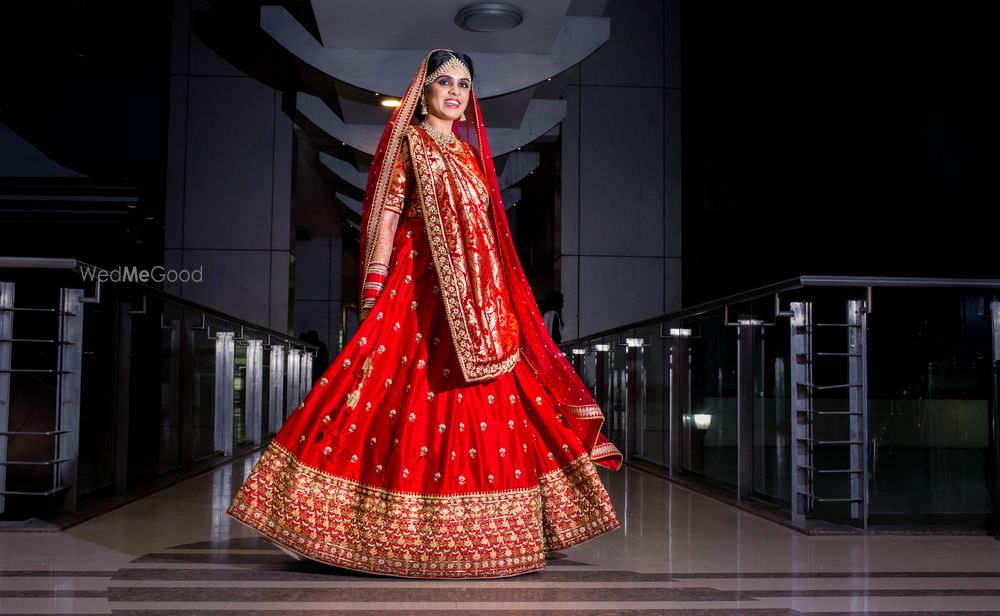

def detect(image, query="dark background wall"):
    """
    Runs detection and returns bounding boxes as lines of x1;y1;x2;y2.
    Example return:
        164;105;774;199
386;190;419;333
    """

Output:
1;1;993;313
681;2;993;305
0;2;172;266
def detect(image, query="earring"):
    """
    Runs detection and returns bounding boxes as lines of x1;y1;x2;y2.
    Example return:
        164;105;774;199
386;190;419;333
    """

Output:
460;112;466;121
420;97;428;116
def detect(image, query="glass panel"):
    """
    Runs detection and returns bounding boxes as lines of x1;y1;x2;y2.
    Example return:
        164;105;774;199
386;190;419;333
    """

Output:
595;336;614;440
76;292;114;497
685;309;737;489
190;312;217;459
607;337;627;449
127;298;171;483
233;337;247;445
868;288;994;526
753;309;792;505
633;325;668;466
157;303;183;473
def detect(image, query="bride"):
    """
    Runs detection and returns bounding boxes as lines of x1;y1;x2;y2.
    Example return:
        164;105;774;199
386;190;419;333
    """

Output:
228;49;621;579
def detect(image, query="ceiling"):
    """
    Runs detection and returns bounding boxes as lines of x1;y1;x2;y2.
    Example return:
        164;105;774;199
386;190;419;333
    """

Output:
310;0;572;54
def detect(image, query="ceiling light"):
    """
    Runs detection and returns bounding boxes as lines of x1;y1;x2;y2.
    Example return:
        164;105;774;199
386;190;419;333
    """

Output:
380;99;401;108
455;3;524;32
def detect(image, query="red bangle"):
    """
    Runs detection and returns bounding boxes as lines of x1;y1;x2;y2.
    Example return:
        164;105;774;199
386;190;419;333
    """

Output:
362;271;386;301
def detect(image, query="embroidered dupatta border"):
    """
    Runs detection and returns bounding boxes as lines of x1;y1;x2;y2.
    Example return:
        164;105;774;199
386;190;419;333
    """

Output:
358;55;431;313
518;349;622;468
406;128;519;383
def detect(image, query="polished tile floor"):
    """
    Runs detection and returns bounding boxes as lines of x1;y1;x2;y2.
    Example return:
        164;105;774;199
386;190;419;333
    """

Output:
2;452;1000;614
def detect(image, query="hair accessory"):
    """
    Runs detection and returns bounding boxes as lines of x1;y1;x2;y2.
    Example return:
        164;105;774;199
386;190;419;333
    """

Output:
423;55;472;86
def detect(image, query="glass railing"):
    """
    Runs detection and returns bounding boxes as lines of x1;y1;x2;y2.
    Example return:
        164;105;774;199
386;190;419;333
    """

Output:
0;257;317;521
560;276;1000;534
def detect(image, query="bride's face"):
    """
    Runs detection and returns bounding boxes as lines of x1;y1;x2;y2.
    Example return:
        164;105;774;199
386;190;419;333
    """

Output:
424;71;471;122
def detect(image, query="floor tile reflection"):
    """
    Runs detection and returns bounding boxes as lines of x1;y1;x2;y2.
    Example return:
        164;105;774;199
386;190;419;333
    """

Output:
1;454;999;614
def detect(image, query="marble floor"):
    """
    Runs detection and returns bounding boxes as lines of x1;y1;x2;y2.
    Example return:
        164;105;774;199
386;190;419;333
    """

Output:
2;452;1000;614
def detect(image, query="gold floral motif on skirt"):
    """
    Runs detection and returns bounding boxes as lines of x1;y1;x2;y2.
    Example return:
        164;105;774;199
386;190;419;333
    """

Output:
227;442;619;579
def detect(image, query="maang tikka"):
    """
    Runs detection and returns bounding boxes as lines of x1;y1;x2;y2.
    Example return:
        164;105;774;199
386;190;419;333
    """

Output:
423;56;472;87
423;54;470;120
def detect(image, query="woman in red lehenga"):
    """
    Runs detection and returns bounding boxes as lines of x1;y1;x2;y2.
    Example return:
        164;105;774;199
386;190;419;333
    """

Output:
227;49;622;579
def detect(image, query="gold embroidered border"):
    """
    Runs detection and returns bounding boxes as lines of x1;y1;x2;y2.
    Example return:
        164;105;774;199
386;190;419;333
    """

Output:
565;403;604;420
539;452;620;551
359;55;430;309
590;441;622;463
406;129;519;383
518;349;622;465
227;443;618;579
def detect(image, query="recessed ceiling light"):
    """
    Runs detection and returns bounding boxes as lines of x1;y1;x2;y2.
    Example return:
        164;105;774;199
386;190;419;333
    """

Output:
380;99;401;108
455;3;524;33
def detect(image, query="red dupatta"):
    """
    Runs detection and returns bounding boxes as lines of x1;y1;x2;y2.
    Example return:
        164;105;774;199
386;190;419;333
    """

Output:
359;50;622;470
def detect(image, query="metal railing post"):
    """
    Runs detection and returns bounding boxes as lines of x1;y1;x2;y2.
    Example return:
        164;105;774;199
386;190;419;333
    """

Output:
56;288;84;513
246;339;263;446
214;331;235;456
286;348;301;419
300;349;313;397
847;299;869;527
789;302;813;529
991;300;1000;540
0;282;13;513
269;344;286;429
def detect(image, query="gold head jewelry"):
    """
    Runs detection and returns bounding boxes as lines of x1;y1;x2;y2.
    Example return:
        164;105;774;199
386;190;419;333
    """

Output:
423;55;472;86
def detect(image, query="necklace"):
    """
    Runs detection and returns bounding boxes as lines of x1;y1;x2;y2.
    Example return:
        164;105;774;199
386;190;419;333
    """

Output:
419;121;457;149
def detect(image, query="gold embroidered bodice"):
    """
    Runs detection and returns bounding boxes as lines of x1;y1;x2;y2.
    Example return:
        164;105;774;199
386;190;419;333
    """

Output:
380;123;519;381
383;125;491;221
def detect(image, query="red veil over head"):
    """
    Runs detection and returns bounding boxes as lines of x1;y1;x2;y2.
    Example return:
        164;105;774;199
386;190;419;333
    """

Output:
359;50;621;470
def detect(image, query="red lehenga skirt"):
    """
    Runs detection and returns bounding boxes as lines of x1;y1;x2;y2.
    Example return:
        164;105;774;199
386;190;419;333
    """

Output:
227;211;619;579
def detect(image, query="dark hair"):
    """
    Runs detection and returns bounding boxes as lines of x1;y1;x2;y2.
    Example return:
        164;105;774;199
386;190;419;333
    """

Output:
414;50;475;121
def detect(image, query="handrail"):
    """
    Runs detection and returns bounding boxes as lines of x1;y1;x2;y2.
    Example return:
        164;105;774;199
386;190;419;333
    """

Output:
0;256;316;350
561;275;1000;346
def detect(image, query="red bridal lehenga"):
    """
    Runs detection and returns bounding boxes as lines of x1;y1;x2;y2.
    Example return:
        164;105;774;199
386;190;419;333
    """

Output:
227;50;622;579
